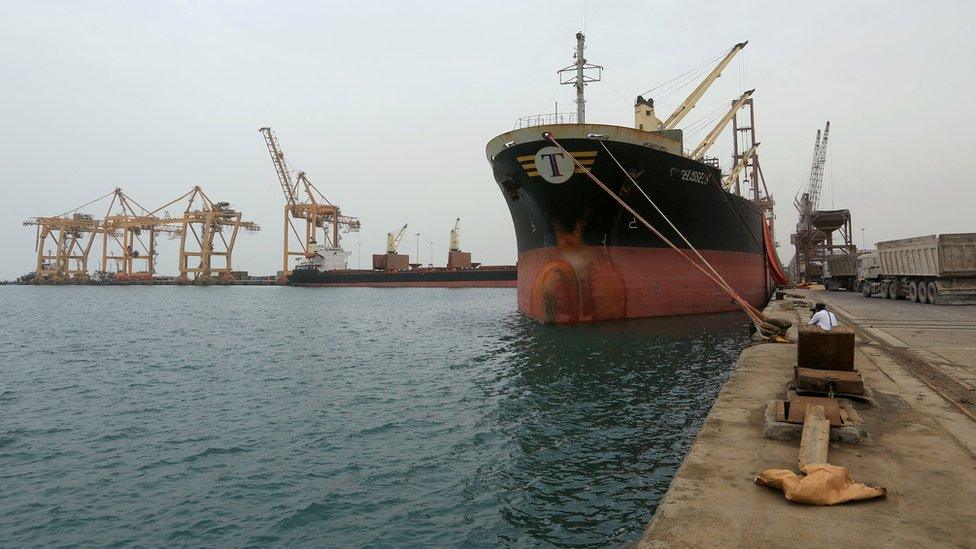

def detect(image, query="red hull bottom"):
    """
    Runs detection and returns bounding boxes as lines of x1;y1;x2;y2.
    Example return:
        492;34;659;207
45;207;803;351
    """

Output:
292;280;517;288
518;246;768;324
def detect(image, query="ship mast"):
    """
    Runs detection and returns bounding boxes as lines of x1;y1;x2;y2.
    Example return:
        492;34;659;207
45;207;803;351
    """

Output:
558;32;602;124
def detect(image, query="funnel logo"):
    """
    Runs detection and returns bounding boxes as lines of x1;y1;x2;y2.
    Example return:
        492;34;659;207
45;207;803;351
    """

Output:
533;146;575;184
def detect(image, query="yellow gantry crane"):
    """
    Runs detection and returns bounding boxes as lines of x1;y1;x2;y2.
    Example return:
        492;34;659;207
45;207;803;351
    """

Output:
100;187;182;280
23;211;103;283
259;127;361;279
23;186;259;284
167;186;260;282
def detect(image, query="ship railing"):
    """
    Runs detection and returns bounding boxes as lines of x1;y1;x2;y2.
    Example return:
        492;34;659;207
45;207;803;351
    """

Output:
514;112;578;129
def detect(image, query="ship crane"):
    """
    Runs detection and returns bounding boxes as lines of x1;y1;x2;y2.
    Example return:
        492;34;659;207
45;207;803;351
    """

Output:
661;41;748;131
259;126;361;279
722;142;760;189
689;89;754;160
449;218;461;252
387;224;408;254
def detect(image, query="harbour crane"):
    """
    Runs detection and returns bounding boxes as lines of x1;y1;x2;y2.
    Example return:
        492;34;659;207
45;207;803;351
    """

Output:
794;122;831;218
23;212;103;283
689;89;754;160
259;126;360;278
387;224;408;254
449;218;461;252
661;41;748;131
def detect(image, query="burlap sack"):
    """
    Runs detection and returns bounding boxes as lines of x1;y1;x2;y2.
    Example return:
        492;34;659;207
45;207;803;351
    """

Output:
755;463;886;505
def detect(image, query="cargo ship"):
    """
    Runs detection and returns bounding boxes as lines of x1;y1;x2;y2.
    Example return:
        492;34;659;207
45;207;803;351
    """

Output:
287;220;516;287
486;34;786;323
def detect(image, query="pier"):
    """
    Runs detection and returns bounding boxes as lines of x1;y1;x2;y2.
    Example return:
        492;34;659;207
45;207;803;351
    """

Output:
637;290;976;547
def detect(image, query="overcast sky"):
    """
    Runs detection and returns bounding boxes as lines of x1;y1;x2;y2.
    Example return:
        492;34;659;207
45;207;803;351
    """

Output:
2;1;974;280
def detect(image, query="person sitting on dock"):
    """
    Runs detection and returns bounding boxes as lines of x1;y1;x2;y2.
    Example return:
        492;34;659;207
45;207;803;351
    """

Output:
808;303;838;331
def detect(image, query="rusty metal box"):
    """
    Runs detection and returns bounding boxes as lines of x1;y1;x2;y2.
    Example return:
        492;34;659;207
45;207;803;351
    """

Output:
797;325;855;371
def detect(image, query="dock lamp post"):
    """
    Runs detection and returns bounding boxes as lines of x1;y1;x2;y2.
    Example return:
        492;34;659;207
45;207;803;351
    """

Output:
429;240;434;267
415;233;420;264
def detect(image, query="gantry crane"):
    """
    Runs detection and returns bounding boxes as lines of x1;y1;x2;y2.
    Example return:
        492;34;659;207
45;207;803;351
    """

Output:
23;212;103;283
157;186;261;282
24;186;259;284
100;188;181;280
259;127;360;279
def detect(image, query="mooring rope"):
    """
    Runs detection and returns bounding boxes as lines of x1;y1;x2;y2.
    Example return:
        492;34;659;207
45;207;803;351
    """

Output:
595;140;762;317
543;133;769;327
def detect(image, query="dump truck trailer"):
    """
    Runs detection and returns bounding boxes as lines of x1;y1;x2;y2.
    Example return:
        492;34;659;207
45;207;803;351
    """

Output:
861;233;976;304
823;253;858;291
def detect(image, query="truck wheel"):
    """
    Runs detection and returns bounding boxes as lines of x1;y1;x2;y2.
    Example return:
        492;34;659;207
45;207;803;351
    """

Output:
918;282;929;304
880;281;889;298
888;280;898;300
927;282;939;305
862;284;872;297
907;281;918;302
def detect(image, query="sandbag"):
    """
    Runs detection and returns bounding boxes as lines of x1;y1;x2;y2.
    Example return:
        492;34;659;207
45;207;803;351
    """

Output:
755;463;886;505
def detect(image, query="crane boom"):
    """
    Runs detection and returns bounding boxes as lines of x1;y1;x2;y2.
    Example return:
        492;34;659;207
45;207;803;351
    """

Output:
662;41;747;131
258;127;297;206
723;142;760;189
806;121;830;212
690;89;754;159
387;224;408;254
449;218;461;252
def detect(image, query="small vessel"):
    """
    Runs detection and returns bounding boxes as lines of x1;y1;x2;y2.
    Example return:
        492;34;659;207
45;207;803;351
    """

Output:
485;33;786;323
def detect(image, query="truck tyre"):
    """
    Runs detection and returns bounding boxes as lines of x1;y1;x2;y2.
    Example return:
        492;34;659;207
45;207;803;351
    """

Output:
907;281;918;302
888;280;899;300
918;282;929;304
928;282;939;305
881;281;889;298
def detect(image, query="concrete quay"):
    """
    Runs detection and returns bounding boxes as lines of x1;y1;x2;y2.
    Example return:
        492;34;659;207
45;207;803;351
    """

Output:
636;290;976;548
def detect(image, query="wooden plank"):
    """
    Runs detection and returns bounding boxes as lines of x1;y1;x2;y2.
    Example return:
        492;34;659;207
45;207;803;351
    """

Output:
798;404;830;469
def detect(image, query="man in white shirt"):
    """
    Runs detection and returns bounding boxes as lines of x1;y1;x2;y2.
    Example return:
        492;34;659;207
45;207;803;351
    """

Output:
808;303;838;331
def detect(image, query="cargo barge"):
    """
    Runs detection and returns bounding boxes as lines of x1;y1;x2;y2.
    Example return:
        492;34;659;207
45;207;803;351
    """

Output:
288;264;517;287
485;34;785;323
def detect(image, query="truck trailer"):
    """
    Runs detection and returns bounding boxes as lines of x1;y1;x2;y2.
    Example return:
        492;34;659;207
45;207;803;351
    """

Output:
823;253;859;291
860;233;976;304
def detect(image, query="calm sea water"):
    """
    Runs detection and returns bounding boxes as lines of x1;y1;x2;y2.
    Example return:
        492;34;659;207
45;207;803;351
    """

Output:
0;286;750;547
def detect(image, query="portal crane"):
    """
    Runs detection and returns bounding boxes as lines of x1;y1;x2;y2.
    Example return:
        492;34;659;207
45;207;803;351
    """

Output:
259;126;360;278
690;89;754;160
449;218;461;252
662;41;748;131
387;224;408;254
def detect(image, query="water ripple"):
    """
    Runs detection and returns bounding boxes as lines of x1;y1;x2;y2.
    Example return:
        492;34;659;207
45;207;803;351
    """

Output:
0;286;749;547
